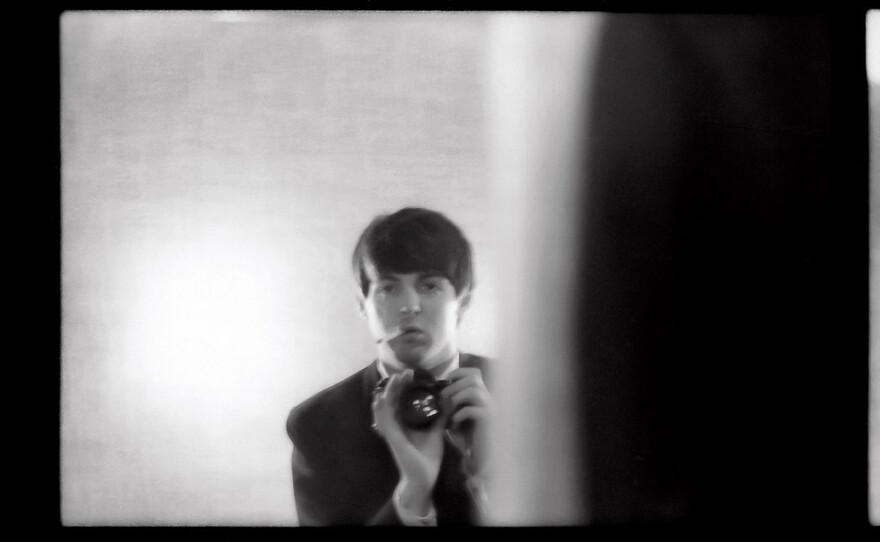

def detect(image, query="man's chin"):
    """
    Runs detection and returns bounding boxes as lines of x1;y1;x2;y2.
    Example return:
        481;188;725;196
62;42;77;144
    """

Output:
394;353;427;369
392;347;430;369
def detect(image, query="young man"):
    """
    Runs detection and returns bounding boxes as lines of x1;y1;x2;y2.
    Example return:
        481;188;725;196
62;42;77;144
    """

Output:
286;207;493;526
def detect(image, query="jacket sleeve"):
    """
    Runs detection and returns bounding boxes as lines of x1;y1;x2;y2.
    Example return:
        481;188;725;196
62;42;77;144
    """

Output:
288;407;403;526
290;438;403;526
290;441;330;526
366;499;401;526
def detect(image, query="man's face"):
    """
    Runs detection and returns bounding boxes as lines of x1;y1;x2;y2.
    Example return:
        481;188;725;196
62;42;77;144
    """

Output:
360;262;470;372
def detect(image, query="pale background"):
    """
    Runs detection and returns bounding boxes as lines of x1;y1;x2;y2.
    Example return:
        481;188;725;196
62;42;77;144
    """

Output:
61;11;502;525
868;10;880;527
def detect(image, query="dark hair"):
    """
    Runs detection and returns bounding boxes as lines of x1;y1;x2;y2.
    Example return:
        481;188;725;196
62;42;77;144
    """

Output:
352;207;474;297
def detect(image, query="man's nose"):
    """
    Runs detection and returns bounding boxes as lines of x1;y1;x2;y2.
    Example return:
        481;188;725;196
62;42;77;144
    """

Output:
398;285;422;315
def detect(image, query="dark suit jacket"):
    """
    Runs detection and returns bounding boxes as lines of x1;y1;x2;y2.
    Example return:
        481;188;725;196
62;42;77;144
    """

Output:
286;353;490;526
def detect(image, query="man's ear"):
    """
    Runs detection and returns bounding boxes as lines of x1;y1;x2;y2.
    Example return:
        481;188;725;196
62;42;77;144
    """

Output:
356;293;366;318
457;289;473;322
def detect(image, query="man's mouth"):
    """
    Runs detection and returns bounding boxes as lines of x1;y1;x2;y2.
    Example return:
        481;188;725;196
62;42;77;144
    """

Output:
395;326;428;343
394;326;427;343
377;326;425;344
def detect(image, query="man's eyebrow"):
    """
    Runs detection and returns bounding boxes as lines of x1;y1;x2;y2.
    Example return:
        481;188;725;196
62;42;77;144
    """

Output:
375;272;445;281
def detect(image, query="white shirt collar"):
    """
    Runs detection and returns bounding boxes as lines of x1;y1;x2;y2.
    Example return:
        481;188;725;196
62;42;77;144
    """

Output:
376;351;460;380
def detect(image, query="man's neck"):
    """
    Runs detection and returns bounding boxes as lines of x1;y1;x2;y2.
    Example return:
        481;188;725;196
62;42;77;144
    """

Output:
377;351;459;380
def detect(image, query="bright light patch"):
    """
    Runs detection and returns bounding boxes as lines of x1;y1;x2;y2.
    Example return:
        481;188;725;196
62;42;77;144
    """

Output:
122;237;281;422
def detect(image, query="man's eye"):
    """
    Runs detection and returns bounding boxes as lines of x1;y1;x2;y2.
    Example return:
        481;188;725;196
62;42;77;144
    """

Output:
422;282;441;292
379;284;396;293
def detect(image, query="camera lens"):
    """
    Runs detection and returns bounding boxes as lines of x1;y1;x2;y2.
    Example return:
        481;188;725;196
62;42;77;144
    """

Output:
398;382;442;429
397;369;449;430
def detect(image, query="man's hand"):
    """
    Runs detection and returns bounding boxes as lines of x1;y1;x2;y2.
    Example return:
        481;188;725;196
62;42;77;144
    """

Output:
440;367;493;476
371;370;447;516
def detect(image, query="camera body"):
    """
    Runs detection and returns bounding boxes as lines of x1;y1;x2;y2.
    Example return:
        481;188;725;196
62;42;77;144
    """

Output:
374;370;450;430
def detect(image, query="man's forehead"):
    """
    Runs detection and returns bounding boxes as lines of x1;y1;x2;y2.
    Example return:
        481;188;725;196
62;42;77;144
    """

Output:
364;264;447;281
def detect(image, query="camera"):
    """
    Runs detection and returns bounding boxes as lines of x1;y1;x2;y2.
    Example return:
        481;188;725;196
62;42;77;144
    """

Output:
374;370;450;430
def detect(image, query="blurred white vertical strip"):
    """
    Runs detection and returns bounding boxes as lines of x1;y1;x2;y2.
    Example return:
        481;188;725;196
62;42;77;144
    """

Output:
868;9;880;527
485;12;603;525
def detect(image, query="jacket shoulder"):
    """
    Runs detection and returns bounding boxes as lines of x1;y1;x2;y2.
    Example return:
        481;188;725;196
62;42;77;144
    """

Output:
460;352;492;368
286;366;371;443
459;352;494;387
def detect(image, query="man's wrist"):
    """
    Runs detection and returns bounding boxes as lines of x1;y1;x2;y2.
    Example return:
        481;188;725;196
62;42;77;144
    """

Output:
394;481;437;526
